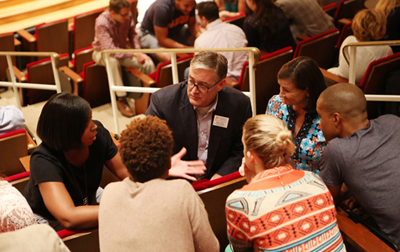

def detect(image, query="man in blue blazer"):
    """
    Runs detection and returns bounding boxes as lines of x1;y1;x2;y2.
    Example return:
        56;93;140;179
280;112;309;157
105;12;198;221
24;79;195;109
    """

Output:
146;51;252;181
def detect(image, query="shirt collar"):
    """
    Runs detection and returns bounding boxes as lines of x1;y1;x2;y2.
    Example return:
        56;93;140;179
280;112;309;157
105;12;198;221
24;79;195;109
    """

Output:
194;94;218;117
205;19;223;30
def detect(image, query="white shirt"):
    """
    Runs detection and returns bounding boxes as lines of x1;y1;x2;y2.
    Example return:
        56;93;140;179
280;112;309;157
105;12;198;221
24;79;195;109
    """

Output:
328;36;393;83
0;105;25;135
195;19;248;81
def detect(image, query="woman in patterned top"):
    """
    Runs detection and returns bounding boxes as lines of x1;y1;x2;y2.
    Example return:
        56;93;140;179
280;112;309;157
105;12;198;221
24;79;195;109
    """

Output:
266;57;326;173
225;115;346;252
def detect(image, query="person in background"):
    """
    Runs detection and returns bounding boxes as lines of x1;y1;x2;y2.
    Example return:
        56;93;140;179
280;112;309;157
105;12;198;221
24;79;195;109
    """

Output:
0;105;25;135
215;0;246;18
195;2;248;83
99;116;219;252
328;9;392;83
225;114;346;252
92;0;155;117
375;0;400;53
244;0;296;53
0;176;36;233
266;57;326;173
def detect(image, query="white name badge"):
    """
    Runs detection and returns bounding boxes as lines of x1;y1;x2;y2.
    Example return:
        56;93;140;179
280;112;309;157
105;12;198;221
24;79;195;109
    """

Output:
213;115;229;128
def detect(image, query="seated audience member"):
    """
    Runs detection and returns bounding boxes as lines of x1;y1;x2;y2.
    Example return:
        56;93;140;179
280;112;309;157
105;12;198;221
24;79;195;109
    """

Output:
92;0;155;117
216;0;246;18
266;57;326;173
328;9;393;83
24;93;131;231
139;0;200;63
195;2;248;82
225;115;346;252
0;105;25;135
99;116;219;252
23;93;207;231
376;0;400;53
317;83;400;249
275;0;335;43
146;51;252;180
0;177;36;233
244;0;296;53
0;224;70;252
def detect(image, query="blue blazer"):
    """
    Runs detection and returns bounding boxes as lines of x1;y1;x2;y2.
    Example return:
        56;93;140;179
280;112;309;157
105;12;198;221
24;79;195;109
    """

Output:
146;82;252;179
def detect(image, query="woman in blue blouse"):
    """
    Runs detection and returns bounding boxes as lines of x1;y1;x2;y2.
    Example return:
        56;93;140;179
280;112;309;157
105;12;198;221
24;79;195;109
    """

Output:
266;57;327;173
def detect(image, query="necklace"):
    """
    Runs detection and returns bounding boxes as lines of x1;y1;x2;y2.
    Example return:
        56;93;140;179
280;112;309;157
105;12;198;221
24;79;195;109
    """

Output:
67;162;89;206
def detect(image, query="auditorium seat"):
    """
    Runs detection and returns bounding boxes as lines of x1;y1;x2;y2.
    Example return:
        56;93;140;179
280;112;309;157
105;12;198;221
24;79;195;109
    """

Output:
72;8;103;52
0;129;30;177
221;13;246;29
293;28;340;69
58;229;99;252
323;3;338;18
3;171;30;194
0;32;19;81
321;52;400;118
238;47;294;114
196;174;247;251
332;20;353;66
148;53;193;88
334;0;365;27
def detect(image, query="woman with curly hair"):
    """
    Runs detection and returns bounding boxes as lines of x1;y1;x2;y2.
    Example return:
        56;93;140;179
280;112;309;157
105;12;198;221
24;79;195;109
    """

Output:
99;116;219;252
328;9;393;83
243;0;296;53
225;115;346;252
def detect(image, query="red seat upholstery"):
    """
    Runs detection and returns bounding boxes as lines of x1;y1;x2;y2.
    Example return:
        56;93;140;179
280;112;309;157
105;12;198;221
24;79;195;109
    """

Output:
192;171;242;191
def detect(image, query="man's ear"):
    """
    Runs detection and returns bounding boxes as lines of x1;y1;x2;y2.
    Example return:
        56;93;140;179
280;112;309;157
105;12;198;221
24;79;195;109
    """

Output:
332;112;341;127
217;78;226;91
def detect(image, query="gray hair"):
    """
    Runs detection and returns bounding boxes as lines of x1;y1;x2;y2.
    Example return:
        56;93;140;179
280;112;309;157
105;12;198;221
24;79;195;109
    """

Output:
190;51;228;80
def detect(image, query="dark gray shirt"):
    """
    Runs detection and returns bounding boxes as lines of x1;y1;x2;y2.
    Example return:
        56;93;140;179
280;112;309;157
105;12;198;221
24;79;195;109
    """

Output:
320;114;400;247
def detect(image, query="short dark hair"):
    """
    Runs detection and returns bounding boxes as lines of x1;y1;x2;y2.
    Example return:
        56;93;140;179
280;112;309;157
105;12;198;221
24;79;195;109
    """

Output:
277;57;326;112
119;116;174;183
196;2;219;23
37;93;91;152
109;0;130;13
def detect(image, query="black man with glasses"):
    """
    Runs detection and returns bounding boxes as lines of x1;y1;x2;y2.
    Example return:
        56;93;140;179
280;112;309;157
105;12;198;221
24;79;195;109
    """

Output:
92;0;155;118
147;51;252;181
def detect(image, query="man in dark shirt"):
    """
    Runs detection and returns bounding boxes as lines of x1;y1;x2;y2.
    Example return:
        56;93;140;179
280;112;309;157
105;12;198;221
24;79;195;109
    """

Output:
139;0;200;62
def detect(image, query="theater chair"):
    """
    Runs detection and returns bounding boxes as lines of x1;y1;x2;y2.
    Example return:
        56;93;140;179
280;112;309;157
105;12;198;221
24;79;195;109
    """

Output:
148;53;194;88
332;21;353;66
58;229;100;252
17;19;70;64
0;32;21;81
336;208;398;252
221;13;246;29
238;47;293;114
334;0;364;28
0;129;31;177
323;3;338;18
320;52;400;118
195;172;247;251
3;171;30;194
293;28;340;69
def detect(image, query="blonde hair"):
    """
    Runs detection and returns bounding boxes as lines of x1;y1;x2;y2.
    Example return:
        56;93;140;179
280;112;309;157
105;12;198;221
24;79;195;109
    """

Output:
243;115;295;169
352;9;387;41
375;0;400;16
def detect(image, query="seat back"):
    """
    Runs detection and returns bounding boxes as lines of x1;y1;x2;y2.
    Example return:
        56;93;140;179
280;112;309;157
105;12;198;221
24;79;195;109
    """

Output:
73;9;103;51
81;61;111;108
58;229;100;252
332;21;353;66
156;54;193;87
239;47;293;114
334;0;364;23
0;32;16;81
73;46;94;74
3;171;30;194
197;176;247;251
25;54;69;105
221;13;246;29
0;129;28;177
359;52;400;119
322;3;337;18
293;28;340;69
36;19;69;59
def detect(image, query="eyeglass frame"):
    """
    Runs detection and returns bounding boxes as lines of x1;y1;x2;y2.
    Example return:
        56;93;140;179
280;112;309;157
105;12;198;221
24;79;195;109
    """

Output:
185;78;223;93
118;12;130;17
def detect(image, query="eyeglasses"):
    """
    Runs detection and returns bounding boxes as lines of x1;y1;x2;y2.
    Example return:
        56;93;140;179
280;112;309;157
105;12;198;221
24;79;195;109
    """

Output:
118;12;129;17
185;78;222;93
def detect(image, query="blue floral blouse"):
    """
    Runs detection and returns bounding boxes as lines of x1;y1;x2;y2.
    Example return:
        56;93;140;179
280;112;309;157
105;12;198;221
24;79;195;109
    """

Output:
266;95;326;174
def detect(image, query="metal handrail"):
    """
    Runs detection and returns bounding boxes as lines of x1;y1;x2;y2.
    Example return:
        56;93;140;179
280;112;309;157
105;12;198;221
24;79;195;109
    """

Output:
101;47;261;133
0;51;62;108
342;40;400;84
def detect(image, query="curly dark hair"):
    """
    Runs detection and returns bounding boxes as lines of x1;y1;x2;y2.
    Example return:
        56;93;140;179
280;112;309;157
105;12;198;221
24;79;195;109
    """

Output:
119;116;174;182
